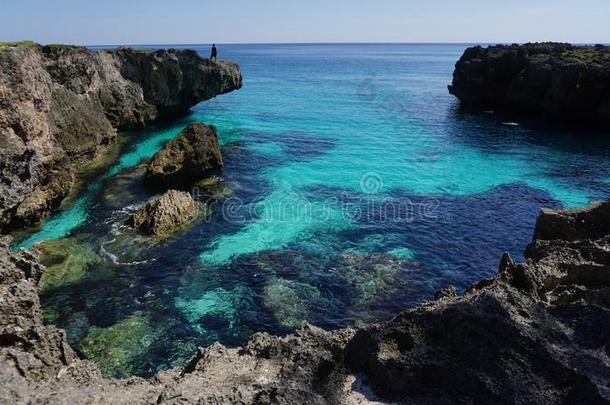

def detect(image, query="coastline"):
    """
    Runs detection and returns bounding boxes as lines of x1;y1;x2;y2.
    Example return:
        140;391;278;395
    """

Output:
1;41;610;403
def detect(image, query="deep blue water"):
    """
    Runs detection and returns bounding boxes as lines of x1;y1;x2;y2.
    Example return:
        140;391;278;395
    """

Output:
16;44;610;378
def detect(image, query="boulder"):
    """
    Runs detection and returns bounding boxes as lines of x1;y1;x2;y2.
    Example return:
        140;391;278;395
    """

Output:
145;123;223;189
128;190;199;236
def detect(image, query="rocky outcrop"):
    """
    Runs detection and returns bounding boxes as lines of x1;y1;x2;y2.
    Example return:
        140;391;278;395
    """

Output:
346;202;610;403
448;43;610;127
2;201;610;403
145;122;223;189
534;200;610;241
0;43;241;232
128;190;199;236
114;48;242;118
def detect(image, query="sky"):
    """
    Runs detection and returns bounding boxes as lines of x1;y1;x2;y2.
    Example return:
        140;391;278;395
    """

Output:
1;0;609;45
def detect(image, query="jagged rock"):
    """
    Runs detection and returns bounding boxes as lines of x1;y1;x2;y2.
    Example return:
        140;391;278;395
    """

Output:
449;43;610;127
533;200;610;241
346;203;610;403
3;201;610;403
0;43;241;232
145;122;223;189
498;251;515;272
433;285;457;300
128;190;199;236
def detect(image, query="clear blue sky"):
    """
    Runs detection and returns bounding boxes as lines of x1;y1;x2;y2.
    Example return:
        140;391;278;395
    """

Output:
2;0;609;45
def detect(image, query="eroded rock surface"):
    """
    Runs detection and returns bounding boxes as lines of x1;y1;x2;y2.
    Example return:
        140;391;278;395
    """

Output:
449;43;610;127
145;122;223;189
128;190;199;236
2;201;610;404
0;43;241;231
348;202;610;403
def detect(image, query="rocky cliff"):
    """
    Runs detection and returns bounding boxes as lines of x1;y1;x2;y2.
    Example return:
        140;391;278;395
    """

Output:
0;43;242;232
2;201;610;404
448;43;610;127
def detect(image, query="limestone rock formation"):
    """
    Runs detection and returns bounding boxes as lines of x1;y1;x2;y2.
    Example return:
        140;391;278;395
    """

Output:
128;190;199;236
533;200;610;241
347;201;610;403
0;43;241;232
2;201;610;403
448;43;610;127
145;123;223;189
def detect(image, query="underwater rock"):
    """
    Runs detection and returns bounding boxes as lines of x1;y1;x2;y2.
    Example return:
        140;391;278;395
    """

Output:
174;286;253;337
449;43;610;127
0;43;241;232
128;190;199;237
263;278;321;328
145;123;223;189
332;252;407;306
194;176;235;200
79;311;156;378
35;237;101;292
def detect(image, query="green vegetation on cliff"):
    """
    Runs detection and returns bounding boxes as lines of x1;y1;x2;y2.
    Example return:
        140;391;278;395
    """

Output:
0;40;37;48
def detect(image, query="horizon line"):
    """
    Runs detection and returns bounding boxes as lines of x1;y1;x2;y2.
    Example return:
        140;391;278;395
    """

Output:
83;40;609;47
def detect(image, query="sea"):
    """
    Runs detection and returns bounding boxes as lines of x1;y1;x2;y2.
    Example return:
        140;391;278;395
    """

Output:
14;43;610;377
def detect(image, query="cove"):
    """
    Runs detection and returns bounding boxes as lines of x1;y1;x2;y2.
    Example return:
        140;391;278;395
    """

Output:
17;44;610;379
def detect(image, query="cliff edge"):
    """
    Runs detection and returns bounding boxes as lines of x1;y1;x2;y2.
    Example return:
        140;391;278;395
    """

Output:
0;43;242;232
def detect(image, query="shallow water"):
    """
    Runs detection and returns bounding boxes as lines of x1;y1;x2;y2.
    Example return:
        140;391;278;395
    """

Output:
15;44;610;378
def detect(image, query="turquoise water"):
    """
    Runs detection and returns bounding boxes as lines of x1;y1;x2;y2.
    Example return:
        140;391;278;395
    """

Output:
18;44;610;378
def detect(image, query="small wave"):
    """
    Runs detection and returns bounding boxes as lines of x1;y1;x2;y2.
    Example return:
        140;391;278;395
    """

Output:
120;204;141;213
100;238;155;266
502;122;520;126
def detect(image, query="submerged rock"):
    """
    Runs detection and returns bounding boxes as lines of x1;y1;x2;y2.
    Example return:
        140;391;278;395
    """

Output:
174;285;254;340
332;252;407;306
145;123;223;189
0;43;241;232
263;278;321;328
194;175;235;200
35;237;101;292
79;311;156;379
128;190;199;237
449;43;610;127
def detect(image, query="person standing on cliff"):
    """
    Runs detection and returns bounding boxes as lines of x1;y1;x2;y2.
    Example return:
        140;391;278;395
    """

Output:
210;44;217;62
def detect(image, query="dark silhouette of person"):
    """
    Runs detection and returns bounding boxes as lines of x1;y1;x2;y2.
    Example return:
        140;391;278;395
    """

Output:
211;44;217;61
